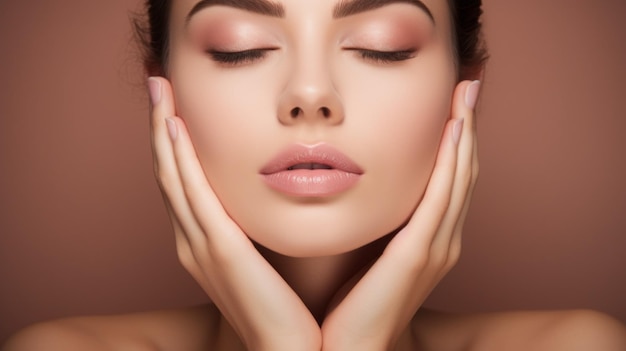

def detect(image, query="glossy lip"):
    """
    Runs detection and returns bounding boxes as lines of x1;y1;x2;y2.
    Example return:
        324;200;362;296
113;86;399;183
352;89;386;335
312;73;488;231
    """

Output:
260;143;364;197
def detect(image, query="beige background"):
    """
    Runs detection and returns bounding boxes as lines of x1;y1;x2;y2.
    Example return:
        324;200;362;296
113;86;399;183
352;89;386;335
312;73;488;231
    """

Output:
1;0;625;343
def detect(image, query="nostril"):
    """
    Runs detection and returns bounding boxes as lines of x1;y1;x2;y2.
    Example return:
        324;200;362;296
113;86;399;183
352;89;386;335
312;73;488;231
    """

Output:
321;107;330;118
290;107;301;118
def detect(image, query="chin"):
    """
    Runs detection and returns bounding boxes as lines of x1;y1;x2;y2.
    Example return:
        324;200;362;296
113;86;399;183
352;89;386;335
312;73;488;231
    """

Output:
237;202;415;258
250;232;366;258
247;228;379;258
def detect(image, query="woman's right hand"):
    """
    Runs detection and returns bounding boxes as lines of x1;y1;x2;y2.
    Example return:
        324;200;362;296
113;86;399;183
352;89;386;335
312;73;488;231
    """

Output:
148;77;321;351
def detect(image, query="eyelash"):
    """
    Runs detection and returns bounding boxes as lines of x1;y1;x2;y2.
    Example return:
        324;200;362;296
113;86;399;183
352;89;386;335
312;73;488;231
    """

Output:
354;49;416;64
207;48;416;66
207;49;271;66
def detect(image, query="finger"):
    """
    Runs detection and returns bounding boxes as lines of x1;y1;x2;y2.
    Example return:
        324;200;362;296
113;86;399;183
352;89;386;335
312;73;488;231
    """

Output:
432;80;480;256
148;77;176;178
449;126;480;256
149;77;219;293
148;77;205;243
160;190;214;297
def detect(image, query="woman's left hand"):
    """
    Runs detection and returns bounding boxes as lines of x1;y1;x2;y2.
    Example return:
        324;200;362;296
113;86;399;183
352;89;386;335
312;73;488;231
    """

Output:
320;80;480;351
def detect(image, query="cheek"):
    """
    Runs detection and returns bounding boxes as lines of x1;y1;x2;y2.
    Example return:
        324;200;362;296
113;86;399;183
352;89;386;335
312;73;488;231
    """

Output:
341;61;454;188
169;60;276;221
375;99;448;231
170;55;274;170
335;62;454;242
376;78;451;182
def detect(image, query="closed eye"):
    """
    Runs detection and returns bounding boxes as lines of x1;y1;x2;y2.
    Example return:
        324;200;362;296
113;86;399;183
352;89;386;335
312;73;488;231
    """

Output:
349;49;416;64
207;48;415;66
207;48;276;66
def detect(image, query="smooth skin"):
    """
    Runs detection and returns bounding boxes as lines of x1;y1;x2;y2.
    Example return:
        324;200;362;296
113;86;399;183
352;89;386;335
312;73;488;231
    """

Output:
167;0;459;258
4;0;626;349
4;80;625;350
151;77;473;351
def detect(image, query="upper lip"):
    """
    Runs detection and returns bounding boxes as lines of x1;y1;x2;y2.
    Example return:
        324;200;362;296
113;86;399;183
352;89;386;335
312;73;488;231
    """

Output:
260;143;363;175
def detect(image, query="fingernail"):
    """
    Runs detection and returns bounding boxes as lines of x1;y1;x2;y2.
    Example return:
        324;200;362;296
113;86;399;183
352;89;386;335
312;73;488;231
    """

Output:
148;77;161;105
165;117;177;141
452;118;464;146
465;80;481;110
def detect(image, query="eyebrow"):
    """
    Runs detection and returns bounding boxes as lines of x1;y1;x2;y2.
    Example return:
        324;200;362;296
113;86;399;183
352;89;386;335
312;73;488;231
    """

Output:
186;0;285;24
333;0;434;22
186;0;434;24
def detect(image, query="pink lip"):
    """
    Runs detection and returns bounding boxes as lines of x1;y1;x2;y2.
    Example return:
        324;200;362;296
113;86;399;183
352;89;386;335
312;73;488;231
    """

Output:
260;144;363;197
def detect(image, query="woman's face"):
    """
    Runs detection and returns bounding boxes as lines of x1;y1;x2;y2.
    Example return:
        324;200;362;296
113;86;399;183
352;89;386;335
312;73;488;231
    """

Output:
167;0;457;257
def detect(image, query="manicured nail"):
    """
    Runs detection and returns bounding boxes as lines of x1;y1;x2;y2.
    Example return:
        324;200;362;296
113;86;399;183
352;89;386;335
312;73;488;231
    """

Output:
465;80;481;110
165;117;177;141
452;118;464;146
148;77;161;105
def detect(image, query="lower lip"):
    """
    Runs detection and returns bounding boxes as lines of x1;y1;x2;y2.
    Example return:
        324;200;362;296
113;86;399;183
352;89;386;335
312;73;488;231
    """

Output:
261;169;361;197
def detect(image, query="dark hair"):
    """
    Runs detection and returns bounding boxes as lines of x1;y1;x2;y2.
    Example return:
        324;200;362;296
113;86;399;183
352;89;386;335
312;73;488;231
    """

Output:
135;0;487;80
134;0;171;77
448;0;487;80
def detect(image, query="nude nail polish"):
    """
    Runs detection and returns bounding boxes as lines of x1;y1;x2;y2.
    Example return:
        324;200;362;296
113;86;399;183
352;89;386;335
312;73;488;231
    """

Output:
465;80;481;110
148;77;161;105
165;117;177;141
453;119;464;146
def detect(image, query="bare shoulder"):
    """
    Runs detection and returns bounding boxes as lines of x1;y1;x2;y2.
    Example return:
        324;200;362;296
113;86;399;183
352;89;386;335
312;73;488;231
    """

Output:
412;308;626;351
2;304;220;351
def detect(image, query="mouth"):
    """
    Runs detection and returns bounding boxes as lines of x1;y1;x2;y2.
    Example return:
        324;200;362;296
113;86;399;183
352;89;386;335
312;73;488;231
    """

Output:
260;144;363;175
260;144;363;197
287;163;333;170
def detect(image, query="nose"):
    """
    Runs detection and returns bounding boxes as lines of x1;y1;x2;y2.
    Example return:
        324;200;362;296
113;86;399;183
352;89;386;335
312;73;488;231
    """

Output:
277;57;344;126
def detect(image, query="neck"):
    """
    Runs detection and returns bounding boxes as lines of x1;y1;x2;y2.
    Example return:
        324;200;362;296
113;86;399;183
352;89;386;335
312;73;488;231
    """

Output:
256;235;392;323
